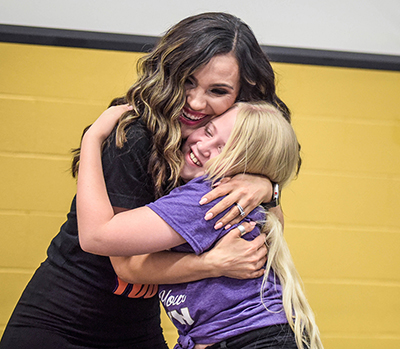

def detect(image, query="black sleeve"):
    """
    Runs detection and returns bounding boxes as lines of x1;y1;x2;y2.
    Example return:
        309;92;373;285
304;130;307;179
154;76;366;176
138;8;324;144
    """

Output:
102;119;155;209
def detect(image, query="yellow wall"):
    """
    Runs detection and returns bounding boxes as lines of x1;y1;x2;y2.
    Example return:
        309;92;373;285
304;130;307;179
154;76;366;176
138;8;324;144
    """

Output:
0;42;399;348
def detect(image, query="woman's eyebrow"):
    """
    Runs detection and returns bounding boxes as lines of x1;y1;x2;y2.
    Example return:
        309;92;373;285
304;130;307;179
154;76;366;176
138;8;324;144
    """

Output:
211;83;235;90
190;75;234;91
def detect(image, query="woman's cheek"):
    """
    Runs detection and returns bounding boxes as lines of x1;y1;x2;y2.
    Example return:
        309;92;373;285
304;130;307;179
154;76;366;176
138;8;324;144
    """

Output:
180;124;194;139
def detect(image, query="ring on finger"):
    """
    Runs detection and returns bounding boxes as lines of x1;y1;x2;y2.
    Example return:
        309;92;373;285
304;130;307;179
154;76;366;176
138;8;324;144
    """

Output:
237;224;246;236
236;203;246;217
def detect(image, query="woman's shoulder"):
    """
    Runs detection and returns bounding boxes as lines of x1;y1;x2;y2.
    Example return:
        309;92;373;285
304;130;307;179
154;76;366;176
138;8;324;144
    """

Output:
104;118;151;154
124;118;152;144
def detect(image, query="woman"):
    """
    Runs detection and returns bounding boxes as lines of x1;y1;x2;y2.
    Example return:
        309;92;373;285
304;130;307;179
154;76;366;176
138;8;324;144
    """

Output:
77;102;322;349
1;12;291;349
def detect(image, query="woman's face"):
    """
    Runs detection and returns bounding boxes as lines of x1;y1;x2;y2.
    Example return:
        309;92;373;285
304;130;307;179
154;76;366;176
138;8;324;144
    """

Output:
179;53;240;138
180;107;238;182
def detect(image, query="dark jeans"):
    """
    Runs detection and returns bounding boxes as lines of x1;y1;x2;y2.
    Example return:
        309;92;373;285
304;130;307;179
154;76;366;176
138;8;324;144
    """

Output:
205;324;298;349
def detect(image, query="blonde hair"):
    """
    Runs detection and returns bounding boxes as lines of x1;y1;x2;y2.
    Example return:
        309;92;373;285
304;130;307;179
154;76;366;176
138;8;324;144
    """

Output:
207;102;323;349
206;102;299;186
262;213;323;349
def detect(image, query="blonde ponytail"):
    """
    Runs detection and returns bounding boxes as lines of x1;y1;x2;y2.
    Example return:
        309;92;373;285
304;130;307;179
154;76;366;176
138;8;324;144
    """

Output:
261;212;324;349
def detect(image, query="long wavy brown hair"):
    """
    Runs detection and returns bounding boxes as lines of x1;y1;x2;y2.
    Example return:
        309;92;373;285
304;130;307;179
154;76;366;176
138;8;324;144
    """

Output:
71;12;297;198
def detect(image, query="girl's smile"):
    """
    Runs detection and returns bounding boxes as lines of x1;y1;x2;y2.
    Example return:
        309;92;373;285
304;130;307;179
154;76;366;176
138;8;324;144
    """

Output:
180;107;238;182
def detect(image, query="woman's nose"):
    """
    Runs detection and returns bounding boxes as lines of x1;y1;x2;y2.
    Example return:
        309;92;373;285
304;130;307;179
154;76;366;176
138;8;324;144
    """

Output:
186;88;207;111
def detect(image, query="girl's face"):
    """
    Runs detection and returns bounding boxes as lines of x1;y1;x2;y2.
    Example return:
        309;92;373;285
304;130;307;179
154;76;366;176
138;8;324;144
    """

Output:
179;53;240;138
180;107;238;182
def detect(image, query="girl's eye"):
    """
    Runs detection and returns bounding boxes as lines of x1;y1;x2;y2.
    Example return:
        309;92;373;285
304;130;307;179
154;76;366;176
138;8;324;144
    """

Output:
205;126;213;137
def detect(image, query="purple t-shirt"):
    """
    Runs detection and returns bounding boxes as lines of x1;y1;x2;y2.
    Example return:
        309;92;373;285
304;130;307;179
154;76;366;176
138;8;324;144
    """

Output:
147;176;288;349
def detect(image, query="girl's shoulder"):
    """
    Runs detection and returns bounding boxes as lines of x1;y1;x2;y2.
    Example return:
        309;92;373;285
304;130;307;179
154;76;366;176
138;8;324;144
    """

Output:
169;176;212;198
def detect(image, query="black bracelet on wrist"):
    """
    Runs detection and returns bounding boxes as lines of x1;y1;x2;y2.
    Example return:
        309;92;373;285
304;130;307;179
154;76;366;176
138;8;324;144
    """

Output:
263;182;279;209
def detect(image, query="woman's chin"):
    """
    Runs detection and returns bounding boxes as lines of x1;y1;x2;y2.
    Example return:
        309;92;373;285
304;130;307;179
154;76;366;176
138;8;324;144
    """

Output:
180;117;209;138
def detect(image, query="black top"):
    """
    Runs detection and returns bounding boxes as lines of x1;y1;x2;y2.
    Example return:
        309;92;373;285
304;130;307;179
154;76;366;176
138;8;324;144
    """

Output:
1;119;168;348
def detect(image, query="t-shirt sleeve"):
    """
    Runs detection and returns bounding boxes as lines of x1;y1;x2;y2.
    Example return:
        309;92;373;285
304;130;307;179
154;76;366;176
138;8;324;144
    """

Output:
102;120;155;209
147;179;228;255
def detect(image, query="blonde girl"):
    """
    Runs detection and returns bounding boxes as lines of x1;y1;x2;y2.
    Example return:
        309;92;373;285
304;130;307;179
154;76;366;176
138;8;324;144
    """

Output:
77;102;322;349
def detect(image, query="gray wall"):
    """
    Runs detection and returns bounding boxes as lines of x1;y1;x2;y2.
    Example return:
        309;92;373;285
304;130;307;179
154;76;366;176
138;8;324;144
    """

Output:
1;0;399;55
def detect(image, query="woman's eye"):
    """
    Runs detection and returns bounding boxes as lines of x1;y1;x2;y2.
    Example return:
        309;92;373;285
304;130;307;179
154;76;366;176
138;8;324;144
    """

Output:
185;78;195;87
211;88;229;96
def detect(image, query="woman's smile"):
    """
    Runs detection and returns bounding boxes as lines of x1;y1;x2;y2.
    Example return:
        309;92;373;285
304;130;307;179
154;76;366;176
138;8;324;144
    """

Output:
179;107;210;126
179;53;240;138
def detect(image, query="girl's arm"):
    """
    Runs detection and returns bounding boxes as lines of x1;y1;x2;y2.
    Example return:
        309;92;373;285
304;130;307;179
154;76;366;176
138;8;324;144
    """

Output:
77;105;268;283
76;107;266;261
77;105;186;255
110;207;267;282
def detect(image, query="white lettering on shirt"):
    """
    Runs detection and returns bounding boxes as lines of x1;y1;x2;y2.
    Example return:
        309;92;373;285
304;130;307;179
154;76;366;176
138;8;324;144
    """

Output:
169;307;194;325
159;290;194;326
159;289;187;307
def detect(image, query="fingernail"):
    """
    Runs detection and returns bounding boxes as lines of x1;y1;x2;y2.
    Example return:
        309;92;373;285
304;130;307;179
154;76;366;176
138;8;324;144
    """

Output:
214;222;223;230
250;221;256;226
224;224;231;230
199;197;208;205
204;212;213;220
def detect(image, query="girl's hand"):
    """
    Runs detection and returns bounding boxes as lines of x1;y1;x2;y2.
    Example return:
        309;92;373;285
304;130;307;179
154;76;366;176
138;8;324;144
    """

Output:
204;222;267;279
86;104;132;142
200;174;273;229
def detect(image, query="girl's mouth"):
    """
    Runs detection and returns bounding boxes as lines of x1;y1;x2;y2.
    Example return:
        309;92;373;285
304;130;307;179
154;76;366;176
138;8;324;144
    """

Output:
189;150;201;167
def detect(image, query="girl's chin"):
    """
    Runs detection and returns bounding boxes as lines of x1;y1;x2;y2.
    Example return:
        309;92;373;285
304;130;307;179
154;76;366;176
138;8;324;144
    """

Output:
181;172;205;183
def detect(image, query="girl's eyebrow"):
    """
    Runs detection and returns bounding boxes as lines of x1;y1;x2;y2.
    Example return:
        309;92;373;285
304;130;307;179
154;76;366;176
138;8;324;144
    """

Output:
207;121;217;134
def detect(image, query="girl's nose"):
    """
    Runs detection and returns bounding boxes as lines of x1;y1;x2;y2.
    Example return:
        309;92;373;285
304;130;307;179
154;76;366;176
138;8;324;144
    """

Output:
196;139;220;161
186;88;207;111
196;140;211;159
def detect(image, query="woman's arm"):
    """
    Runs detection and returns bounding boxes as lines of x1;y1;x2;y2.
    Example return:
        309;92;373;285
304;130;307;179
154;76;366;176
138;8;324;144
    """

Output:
199;174;284;229
111;222;268;284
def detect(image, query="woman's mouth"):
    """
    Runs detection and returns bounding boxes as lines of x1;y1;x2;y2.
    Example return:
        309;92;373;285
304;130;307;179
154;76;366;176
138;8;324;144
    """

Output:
179;108;209;126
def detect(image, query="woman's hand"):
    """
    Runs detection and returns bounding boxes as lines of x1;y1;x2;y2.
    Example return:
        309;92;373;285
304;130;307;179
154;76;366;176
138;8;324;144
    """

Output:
204;222;267;279
199;174;273;229
86;104;132;142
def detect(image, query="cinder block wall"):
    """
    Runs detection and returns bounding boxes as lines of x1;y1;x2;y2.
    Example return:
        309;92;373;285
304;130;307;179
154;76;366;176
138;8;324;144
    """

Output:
276;63;400;348
1;42;399;348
